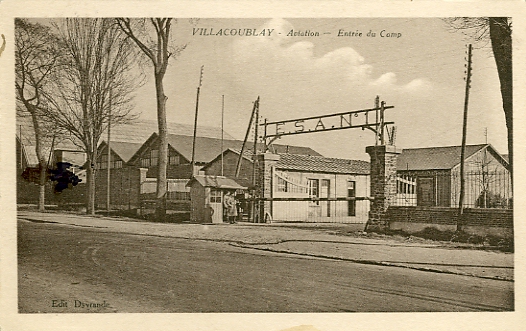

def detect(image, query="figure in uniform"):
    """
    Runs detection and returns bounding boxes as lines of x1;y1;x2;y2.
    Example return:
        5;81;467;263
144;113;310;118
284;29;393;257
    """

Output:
224;191;238;224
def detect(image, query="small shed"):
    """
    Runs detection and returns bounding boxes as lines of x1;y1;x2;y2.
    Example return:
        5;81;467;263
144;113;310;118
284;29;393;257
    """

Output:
186;175;247;223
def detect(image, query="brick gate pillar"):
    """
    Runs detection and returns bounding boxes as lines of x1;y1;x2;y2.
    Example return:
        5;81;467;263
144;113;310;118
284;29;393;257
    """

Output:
366;145;400;232
255;152;280;223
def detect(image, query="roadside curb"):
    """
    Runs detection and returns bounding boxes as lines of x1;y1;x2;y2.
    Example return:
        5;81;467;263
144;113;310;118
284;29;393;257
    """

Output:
19;215;513;282
231;243;514;282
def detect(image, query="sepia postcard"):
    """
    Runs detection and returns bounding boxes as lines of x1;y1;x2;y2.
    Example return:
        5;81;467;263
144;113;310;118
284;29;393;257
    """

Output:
1;1;525;331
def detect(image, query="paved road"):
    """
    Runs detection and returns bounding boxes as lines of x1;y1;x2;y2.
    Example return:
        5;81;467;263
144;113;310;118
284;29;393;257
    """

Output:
18;219;514;313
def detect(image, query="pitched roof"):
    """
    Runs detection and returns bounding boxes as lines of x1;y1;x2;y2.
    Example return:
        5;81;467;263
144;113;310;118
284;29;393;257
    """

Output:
110;119;235;143
17;115;234;149
17;116;83;167
100;141;144;163
167;134;246;163
130;133;323;165
265;144;323;157
186;175;247;190
397;144;488;171
276;153;370;175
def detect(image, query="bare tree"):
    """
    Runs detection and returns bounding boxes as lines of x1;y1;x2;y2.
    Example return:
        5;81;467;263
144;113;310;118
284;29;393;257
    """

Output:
45;18;142;214
444;17;512;181
15;18;64;211
115;18;186;218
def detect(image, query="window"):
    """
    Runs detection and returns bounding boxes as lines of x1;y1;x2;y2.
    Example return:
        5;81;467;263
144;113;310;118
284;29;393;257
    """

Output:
97;153;123;169
99;154;108;169
141;157;150;168
320;179;330;198
397;175;416;194
308;179;319;205
150;150;159;166
210;189;222;203
169;152;180;165
348;180;356;216
277;177;288;192
321;179;330;217
140;149;159;167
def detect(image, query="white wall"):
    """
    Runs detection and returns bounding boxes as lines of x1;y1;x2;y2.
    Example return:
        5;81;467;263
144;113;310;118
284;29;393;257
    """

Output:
272;169;370;223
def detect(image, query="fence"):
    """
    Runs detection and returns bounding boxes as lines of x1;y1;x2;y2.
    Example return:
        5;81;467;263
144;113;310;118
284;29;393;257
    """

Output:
247;170;371;224
250;197;370;224
140;178;191;220
394;170;512;209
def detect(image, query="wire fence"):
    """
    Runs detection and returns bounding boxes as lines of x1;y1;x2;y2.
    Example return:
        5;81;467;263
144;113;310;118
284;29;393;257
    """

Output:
393;170;512;209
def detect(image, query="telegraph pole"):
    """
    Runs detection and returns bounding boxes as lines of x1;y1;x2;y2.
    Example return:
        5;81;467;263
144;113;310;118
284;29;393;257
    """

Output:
235;97;259;177
458;44;473;230
221;95;225;176
107;90;112;213
191;66;204;176
375;96;379;145
252;98;260;223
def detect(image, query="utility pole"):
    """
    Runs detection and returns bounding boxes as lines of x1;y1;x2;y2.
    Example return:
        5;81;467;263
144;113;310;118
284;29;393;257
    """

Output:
458;44;473;231
191;65;204;177
235;97;259;177
380;101;386;145
252;97;260;223
374;96;379;145
107;90;112;213
221;95;225;177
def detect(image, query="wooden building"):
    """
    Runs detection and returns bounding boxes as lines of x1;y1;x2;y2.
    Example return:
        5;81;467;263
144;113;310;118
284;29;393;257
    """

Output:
396;144;511;208
201;149;371;223
186;175;247;223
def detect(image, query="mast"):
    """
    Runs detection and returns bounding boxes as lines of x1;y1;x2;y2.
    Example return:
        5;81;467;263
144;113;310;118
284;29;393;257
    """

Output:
191;65;204;176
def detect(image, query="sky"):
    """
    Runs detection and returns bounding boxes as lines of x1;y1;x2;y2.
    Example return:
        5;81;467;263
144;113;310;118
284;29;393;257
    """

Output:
126;18;507;161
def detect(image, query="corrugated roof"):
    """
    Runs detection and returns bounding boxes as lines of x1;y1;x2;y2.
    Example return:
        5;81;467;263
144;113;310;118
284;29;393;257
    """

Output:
187;175;247;190
110;119;235;143
105;141;144;163
17;114;236;166
276;153;370;175
397;144;487;171
164;134;322;164
17;115;82;167
17;115;81;147
167;134;245;163
266;144;323;157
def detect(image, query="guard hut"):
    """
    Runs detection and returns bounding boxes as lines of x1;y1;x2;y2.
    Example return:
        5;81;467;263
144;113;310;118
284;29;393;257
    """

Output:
186;175;247;223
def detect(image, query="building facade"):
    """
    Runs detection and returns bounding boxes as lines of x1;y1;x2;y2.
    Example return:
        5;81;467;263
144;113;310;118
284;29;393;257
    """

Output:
202;150;371;223
395;144;512;208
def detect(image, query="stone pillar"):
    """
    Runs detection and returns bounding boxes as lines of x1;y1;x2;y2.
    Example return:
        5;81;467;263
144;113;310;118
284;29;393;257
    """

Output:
255;152;280;223
366;145;400;232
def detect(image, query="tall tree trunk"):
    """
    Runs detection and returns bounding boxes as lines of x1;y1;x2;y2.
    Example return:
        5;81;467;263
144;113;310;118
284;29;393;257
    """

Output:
489;17;512;182
30;110;46;211
155;73;168;220
86;152;97;215
38;166;46;211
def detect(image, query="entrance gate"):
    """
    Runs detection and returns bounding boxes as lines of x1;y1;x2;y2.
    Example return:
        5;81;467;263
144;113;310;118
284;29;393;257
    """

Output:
243;96;397;224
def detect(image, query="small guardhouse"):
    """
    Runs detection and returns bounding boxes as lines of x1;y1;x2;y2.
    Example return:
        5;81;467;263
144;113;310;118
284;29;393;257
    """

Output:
186;175;247;223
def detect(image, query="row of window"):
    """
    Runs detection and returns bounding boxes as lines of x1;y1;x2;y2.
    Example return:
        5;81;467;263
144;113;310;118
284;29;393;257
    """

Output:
97;154;123;169
97;149;183;169
141;150;182;167
276;177;356;196
276;178;356;217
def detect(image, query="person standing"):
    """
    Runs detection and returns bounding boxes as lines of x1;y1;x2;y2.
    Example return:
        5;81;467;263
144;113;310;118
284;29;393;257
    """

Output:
224;191;238;224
